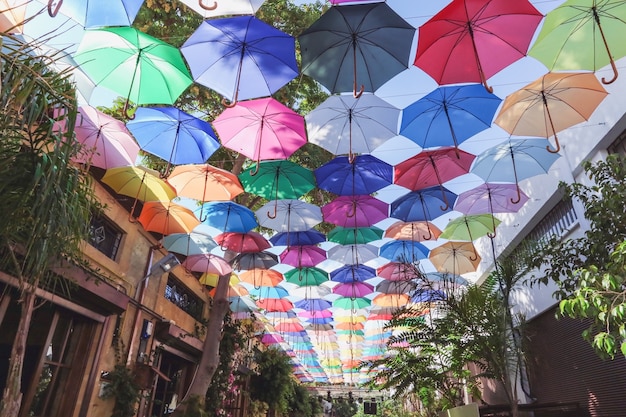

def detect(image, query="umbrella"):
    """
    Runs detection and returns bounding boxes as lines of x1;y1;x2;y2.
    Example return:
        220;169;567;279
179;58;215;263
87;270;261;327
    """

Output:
385;221;442;242
454;183;529;215
212;97;307;167
290;286;332;300
195;201;258;233
299;2;415;96
230;251;279;271
270;230;326;247
46;0;144;28
322;195;388;228
439;214;502;240
183;253;232;275
294;298;332;311
162;231;218;256
376;280;417;295
0;0;27;34
126;107;220;173
257;298;294;312
394;147;476;191
280;246;327;268
305;94;400;159
284;267;329;286
470;138;561;204
69;105;140;169
332;297;371;310
315;155;392;196
400;85;501;153
330;264;376;283
429;241;482;275
327;244;379;265
138;201;200;235
327;226;383;245
179;0;265;18
379;240;430;263
166;164;244;202
377;262;422;281
239;160;316;203
239;269;283;287
372;293;410;308
74;27;192;117
528;0;626;85
256;200;323;232
494;72;608;153
390;186;457;222
275;322;306;333
249;285;289;300
200;272;239;287
414;0;542;90
180;15;297;105
215;231;270;253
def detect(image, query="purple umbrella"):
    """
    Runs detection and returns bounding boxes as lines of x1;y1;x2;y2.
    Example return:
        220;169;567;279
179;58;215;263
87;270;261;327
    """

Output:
454;183;529;214
322;195;388;227
333;282;375;298
280;245;327;267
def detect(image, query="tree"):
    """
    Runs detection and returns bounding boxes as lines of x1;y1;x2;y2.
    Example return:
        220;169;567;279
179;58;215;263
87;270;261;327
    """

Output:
0;35;102;416
526;155;626;358
248;346;297;416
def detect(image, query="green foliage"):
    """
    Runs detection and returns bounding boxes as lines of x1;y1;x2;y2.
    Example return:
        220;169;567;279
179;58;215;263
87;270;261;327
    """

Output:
249;347;297;414
286;383;321;417
333;398;358;417
101;364;142;417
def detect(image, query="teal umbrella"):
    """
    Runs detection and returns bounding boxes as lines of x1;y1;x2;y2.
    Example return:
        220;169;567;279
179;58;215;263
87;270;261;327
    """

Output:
327;226;383;245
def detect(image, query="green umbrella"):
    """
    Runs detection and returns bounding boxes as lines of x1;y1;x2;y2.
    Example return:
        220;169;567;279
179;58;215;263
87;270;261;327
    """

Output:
332;297;371;310
327;226;383;245
74;27;193;116
284;267;328;287
239;160;315;200
439;214;502;241
528;0;626;84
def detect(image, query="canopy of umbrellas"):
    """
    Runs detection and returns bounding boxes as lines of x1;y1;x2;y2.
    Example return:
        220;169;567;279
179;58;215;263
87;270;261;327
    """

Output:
6;0;623;384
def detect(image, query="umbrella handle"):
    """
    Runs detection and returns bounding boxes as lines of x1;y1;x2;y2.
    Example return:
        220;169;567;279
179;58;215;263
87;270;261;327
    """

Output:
353;83;364;99
249;161;260;176
422;224;433;241
469;245;479;262
221;96;238;108
123;99;135;120
198;0;218;10
267;201;278;219
546;134;561;154
602;56;619;85
48;0;62;17
510;184;522;205
439;186;450;211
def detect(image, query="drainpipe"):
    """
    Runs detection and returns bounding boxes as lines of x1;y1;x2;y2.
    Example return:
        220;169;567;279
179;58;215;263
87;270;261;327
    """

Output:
126;245;156;365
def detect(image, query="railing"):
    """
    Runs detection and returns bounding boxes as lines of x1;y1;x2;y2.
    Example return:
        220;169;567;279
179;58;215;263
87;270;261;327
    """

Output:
480;401;589;417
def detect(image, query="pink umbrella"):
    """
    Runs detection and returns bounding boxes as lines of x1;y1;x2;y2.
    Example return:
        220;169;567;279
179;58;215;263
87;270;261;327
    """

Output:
377;262;422;281
261;333;284;344
212;97;307;167
182;253;232;275
215;231;271;253
322;195;388;228
280;245;327;267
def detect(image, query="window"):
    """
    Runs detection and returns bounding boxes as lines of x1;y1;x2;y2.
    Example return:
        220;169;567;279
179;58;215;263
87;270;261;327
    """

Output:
607;129;626;157
164;275;204;321
88;215;123;260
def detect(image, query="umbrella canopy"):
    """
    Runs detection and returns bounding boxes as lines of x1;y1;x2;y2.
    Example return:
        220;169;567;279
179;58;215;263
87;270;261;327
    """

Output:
239;269;283;287
162;231;218;256
230;251;279;271
213;97;307;164
179;0;266;23
256;200;323;232
195;201;258;233
291;286;332;301
394;147;476;191
47;0;144;28
167;164;244;202
327;244;379;265
299;2;415;96
379;240;430;263
322;195;388;228
390;186;457;222
74;27;192;114
494;72;608;153
0;0;27;34
284;267;329;286
270;230;326;247
454;183;529;215
127;106;220;172
333;297;371;310
138;201;200;235
327;226;383;245
181;15;297;105
385;221;441;242
414;0;542;90
376;280;417;295
315;154;393;196
429;241;482;275
294;298;332;311
215;231;270;253
528;0;626;84
257;298;294;312
330;264;377;283
306;94;400;158
377;262;422;281
239;160;316;200
249;285;289;300
372;293;410;308
280;245;327;268
440;214;502;241
400;85;501;152
183;253;232;275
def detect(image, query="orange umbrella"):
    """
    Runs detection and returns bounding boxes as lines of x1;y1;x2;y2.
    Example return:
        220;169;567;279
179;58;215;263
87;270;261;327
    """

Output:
385;220;441;241
429;241;481;275
138;201;200;235
372;293;410;308
0;1;27;34
209;283;248;298
335;321;365;331
167;163;244;201
239;269;284;288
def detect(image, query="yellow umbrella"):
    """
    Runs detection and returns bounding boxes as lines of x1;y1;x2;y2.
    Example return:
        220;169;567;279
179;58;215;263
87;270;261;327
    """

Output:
202;272;240;288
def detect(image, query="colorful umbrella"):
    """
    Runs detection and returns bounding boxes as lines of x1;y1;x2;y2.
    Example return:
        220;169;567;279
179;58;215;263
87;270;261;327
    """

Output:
74;27;192;116
270;230;326;247
329;264;377;283
290;286;332;300
454;183;529;215
138;201;200;235
183;253;232;275
126;106;220;173
249;285;289;300
439;214;502;240
230;251;279;271
377;262;422;281
215;231;270;253
257;298;294;312
239;160;316;202
385;221;442;242
200;272;239;287
414;0;542;90
400;85;501;153
280;245;327;268
305;94;400;159
327;226;383;245
429;241;482;275
294;298;332;311
327;244;379;265
162;231;218;256
332;297;371;310
394;147;476;191
0;0;27;34
322;195;388;228
390;186;457;222
195;201;258;233
256;200;323;232
166;164;244;202
284;267;329;287
315;154;393;196
372;293;409;308
379;240;430;263
239;269;283;287
46;0;144;28
181;15;297;105
528;0;626;84
376;280;417;295
299;2;415;96
213;97;307;166
494;72;608;153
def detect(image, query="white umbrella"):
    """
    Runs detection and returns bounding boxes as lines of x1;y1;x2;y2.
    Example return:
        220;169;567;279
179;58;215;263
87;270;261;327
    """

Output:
256;199;322;232
327;244;379;264
179;0;265;18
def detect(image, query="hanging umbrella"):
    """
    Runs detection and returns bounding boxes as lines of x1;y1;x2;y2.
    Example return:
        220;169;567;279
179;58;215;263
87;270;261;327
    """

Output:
299;2;415;96
376;280;417;295
229;295;258;313
212;98;307;167
215;231;270;253
529;0;626;85
372;293;410;308
377;262;422;281
385;221;442;242
322;195;388;228
429;241;482;275
400;85;501;153
379;240;430;263
284;267;329;287
298;308;332;319
305;94;400;159
390;186;457;222
162;231;218;256
414;0;542;90
470;138;561;204
394;147;476;191
181;15;297;105
275;321;306;333
138;201;200;235
315;154;392;196
167;164;244;202
239;269;283;287
209;282;248;298
440;214;502;240
290;286;332;300
332;297;371;310
126;106;220;173
294;298;332;311
179;0;265;18
454;183;529;215
280;245;327;268
329;264;377;283
256;199;323;232
195;201;258;233
494;72;608;153
249;285;289;300
230;251;279;271
261;333;285;344
74;27;192;117
270;230;326;247
239;160;316;202
257;298;294;312
327;244;379;265
327;226;383;245
46;0;144;28
0;0;27;34
183;253;232;275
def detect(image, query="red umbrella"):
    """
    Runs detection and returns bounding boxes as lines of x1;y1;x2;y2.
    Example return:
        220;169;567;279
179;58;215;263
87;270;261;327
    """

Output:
414;0;542;91
257;298;294;312
280;245;327;267
215;231;271;253
394;148;475;191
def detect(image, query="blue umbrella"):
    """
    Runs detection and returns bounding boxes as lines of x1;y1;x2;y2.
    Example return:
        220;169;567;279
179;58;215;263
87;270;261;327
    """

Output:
411;289;447;303
294;298;332;311
379;240;429;263
195;201;258;233
330;264;377;283
400;84;501;154
248;286;289;300
181;16;298;106
48;0;144;28
269;229;326;247
390;186;457;222
314;154;393;196
127;107;220;174
304;317;334;325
